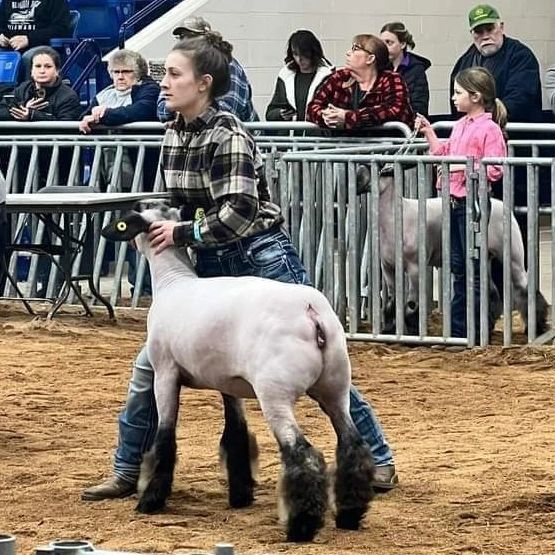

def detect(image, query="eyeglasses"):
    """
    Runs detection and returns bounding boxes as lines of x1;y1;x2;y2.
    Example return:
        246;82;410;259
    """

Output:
351;43;374;55
110;69;134;76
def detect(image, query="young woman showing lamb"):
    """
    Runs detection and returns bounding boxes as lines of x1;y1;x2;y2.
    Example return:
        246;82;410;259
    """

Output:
83;30;397;541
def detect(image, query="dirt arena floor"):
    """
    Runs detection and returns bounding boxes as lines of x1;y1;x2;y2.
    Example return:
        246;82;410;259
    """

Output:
0;302;554;555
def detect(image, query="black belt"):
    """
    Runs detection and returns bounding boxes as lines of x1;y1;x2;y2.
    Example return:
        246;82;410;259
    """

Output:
450;195;466;208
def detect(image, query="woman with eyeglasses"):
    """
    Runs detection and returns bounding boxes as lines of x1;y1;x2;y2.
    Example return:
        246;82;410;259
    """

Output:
266;29;333;124
307;34;414;132
380;22;431;116
79;49;159;295
79;49;159;135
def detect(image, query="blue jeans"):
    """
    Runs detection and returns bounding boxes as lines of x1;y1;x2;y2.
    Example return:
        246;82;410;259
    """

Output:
114;226;394;483
450;200;490;341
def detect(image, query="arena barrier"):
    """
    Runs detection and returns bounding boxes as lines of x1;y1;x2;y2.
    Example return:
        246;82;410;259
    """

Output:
1;122;553;347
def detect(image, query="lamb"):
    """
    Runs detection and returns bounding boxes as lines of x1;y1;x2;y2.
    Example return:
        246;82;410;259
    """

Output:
101;201;374;542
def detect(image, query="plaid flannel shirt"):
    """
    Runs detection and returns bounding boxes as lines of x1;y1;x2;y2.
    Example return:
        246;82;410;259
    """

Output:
306;68;414;130
162;104;282;247
157;58;258;123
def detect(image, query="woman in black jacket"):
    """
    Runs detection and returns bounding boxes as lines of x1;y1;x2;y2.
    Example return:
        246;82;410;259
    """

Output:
380;22;431;116
0;46;80;121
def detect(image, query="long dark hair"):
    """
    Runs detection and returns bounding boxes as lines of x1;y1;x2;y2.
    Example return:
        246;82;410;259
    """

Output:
285;29;330;71
172;31;233;99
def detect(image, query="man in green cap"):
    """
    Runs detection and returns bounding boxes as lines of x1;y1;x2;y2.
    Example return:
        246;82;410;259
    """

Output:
450;3;542;123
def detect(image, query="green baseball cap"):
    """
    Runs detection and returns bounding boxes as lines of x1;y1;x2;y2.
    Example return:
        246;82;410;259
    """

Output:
468;4;501;30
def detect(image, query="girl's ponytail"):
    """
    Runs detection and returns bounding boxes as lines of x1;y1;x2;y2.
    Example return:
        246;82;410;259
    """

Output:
492;97;507;130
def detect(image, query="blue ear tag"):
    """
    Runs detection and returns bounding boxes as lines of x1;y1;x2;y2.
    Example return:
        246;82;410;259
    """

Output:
116;221;127;232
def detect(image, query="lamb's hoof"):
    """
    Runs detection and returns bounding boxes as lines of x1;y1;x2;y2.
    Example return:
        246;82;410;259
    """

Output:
229;487;254;508
136;494;166;514
286;513;323;542
336;507;365;530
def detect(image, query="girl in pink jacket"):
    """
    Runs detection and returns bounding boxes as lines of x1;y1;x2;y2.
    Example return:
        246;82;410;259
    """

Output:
416;66;507;342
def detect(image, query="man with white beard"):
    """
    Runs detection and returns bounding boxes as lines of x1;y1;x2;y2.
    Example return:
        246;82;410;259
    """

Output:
450;4;542;123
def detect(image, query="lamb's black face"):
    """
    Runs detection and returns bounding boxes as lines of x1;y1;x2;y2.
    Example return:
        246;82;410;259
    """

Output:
101;212;150;242
101;201;180;242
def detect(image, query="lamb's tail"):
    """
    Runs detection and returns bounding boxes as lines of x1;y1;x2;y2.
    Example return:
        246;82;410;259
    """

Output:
307;304;326;349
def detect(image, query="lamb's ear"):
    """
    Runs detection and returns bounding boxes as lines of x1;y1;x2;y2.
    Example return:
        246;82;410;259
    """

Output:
101;212;150;242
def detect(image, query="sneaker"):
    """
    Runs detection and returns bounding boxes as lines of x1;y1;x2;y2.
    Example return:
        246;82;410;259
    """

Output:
372;464;398;493
81;476;136;501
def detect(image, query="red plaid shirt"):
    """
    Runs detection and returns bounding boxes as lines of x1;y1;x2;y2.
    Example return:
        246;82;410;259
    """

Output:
307;68;414;131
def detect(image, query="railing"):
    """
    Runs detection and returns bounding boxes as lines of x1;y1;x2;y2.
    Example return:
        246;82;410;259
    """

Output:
118;0;178;49
0;120;413;135
1;122;554;347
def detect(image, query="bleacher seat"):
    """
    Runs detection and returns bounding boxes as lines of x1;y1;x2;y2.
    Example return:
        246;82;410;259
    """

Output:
0;51;22;86
69;0;135;53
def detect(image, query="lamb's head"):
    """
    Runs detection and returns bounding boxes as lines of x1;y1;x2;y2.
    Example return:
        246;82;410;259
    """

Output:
101;200;181;253
356;163;394;195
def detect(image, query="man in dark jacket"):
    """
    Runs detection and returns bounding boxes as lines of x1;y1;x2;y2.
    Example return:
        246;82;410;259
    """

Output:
0;0;71;80
450;4;542;123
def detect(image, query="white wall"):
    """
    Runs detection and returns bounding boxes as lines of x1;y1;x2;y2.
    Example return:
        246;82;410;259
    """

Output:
132;0;555;117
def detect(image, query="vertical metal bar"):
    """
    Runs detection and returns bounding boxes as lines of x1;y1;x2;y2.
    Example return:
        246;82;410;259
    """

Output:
370;162;381;335
290;162;301;250
417;161;428;337
279;158;289;231
526;163;538;341
393;162;404;336
347;161;359;333
502;162;513;346
440;162;452;340
478;164;489;346
465;159;476;347
302;160;315;280
336;163;347;324
323;161;334;306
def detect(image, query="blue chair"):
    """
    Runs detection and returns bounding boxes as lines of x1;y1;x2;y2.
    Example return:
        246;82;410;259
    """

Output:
67;2;134;53
50;9;81;59
0;51;22;86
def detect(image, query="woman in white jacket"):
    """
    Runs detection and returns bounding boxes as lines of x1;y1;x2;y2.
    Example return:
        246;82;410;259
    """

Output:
266;29;333;123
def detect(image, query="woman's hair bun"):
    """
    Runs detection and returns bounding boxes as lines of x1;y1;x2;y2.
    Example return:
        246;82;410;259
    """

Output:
204;30;233;60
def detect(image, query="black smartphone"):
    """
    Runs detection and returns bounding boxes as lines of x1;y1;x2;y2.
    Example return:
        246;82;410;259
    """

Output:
3;94;17;110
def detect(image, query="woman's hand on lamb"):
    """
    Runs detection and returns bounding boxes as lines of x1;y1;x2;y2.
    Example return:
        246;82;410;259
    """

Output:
148;221;178;254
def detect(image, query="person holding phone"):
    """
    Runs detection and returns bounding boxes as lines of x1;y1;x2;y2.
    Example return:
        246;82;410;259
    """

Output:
266;30;333;127
0;46;80;121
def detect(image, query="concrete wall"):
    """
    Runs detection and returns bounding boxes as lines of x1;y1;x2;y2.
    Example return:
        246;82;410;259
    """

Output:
132;0;555;118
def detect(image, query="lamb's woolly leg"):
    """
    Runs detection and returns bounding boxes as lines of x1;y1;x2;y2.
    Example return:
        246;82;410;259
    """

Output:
136;363;181;514
219;394;258;508
256;388;328;543
310;363;374;530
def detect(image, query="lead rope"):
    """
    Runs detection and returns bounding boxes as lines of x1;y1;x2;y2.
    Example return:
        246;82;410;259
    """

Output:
379;118;423;175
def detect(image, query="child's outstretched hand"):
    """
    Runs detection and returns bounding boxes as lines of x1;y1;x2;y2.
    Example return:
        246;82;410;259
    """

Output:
415;113;431;134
